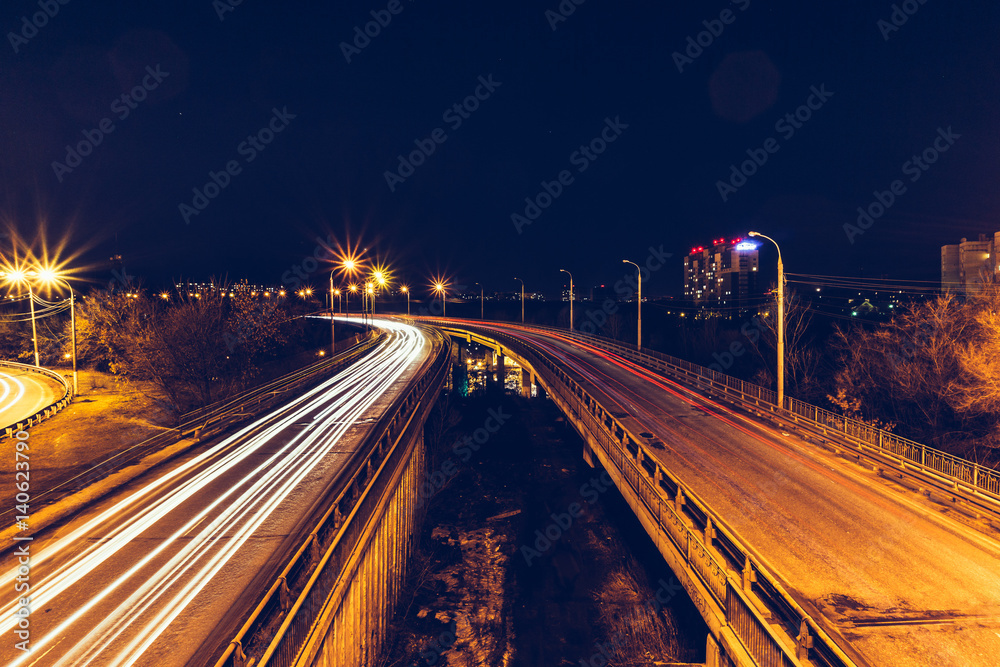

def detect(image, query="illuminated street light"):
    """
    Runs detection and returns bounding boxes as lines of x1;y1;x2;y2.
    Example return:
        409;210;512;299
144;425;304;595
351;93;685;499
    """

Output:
2;269;40;367
33;265;79;394
401;285;410;316
433;282;447;317
622;260;641;350
748;231;784;410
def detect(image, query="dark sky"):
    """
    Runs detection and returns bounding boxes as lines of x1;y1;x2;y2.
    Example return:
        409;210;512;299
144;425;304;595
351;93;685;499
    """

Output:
2;1;998;298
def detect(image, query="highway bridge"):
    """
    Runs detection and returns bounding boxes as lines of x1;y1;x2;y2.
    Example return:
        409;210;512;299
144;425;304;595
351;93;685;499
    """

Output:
4;315;999;667
422;317;1000;667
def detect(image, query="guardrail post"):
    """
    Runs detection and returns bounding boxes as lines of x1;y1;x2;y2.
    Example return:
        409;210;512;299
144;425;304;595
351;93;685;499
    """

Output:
674;488;684;514
230;641;249;667
309;532;321;565
278;576;291;612
796;620;814;660
742;557;756;593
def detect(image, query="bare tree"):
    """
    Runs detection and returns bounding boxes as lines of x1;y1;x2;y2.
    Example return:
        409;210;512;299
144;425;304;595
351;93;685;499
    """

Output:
748;290;821;400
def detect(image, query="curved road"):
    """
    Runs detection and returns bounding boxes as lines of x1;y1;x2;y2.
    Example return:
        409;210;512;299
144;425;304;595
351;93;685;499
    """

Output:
0;319;431;667
0;366;64;430
437;319;1000;667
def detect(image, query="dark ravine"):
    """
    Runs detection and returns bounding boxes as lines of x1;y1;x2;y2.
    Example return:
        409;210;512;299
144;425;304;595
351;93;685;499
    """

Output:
382;386;708;667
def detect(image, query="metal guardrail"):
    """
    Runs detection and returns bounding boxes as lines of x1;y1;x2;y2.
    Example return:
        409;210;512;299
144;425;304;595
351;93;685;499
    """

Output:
436;323;860;667
1;359;73;439
213;327;451;667
0;333;382;522
570;334;1000;504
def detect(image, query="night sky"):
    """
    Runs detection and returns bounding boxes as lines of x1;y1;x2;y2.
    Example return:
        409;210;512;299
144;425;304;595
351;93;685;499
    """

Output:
2;1;998;297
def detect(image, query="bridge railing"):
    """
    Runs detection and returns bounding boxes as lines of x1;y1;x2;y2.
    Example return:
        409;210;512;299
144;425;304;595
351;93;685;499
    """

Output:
213;327;451;667
1;360;73;439
574;334;1000;502
444;323;858;667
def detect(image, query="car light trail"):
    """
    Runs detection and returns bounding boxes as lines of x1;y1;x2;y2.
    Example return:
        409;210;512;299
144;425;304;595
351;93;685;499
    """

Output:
1;319;426;667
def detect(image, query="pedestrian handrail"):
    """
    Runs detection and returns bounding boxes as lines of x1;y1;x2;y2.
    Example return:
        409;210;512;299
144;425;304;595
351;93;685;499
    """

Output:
0;359;73;439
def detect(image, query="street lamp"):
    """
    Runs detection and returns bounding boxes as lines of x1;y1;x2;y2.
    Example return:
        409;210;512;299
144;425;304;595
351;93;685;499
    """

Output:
36;267;77;394
622;260;641;350
560;269;574;331
348;283;358;320
3;269;40;367
433;282;446;317
513;277;524;324
748;231;784;410
329;271;337;357
474;282;484;319
401;286;410;316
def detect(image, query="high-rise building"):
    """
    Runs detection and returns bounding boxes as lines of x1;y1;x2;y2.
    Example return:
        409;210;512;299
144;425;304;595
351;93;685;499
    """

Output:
941;234;992;294
684;237;759;312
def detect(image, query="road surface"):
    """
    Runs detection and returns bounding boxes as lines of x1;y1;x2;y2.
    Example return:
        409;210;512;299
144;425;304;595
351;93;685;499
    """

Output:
0;367;64;430
0;319;430;667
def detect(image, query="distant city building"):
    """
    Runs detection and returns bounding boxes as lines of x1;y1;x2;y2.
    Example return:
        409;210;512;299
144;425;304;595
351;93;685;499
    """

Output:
941;233;994;294
683;237;759;312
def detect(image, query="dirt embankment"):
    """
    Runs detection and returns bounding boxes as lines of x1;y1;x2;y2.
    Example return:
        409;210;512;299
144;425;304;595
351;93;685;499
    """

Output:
382;393;708;667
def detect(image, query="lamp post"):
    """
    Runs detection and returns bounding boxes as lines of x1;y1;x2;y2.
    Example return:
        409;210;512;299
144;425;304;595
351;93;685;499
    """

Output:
474;282;484;319
513;277;524;323
28;268;78;393
622;260;641;350
748;231;784;410
434;282;446;317
329;271;336;356
3;270;40;366
560;269;574;331
401;286;410;316
348;283;357;320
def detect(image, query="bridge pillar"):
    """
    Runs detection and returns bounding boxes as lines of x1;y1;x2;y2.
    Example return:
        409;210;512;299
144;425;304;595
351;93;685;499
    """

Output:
706;634;722;667
520;369;532;398
496;352;505;392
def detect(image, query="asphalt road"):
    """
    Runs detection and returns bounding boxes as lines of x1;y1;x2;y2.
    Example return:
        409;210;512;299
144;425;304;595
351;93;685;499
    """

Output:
0;367;64;430
453;320;1000;667
0;319;431;667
